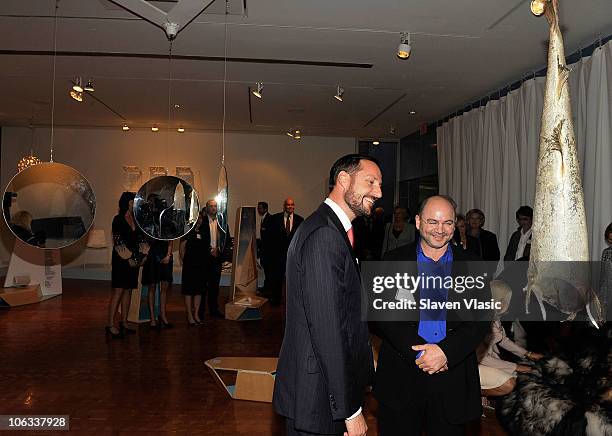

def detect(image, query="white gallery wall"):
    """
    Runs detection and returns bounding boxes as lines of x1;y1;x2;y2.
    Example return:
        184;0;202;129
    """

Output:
0;127;355;265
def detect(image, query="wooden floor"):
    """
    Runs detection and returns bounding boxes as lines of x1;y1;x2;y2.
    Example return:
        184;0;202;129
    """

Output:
0;279;508;435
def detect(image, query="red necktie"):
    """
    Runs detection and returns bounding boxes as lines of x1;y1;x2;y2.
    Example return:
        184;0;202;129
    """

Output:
347;227;354;249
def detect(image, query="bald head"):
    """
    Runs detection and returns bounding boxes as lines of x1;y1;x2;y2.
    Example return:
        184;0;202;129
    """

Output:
416;195;457;254
283;197;295;215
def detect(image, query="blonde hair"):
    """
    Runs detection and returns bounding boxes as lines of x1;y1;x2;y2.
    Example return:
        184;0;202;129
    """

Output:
11;210;33;230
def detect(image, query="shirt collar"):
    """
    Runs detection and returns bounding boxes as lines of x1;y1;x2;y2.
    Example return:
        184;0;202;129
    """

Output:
324;198;352;232
208;215;216;223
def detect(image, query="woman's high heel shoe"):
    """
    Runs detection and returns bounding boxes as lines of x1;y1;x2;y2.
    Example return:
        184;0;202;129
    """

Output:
159;319;174;329
186;318;197;327
105;326;123;339
120;322;136;334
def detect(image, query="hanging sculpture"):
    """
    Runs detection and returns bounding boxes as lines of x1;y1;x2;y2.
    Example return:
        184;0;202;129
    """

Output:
526;0;601;325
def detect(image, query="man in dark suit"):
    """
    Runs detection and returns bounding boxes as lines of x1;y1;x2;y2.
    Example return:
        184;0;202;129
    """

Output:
267;197;303;305
274;154;382;435
257;201;273;296
373;195;491;436
504;205;533;261
466;208;500;262
197;199;229;319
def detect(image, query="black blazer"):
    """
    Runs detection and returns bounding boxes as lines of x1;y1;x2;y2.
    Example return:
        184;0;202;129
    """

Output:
472;228;500;261
504;228;531;261
372;241;492;424
267;211;304;276
199;215;229;265
259;212;273;259
273;203;373;434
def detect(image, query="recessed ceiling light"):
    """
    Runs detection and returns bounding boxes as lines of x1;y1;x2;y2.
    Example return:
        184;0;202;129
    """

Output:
373;141;380;145
151;126;159;132
409;110;417;115
174;104;181;109
252;82;263;99
177;126;185;133
122;124;129;131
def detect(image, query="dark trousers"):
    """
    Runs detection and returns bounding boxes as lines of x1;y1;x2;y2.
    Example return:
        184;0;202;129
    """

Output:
378;398;465;436
198;258;222;318
285;419;342;436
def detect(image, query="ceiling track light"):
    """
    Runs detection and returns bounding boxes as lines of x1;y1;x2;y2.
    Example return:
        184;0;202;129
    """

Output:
69;90;83;102
397;32;412;60
287;129;301;139
177;126;185;133
334;85;344;102
530;0;549;16
151;125;159;132
72;76;83;93
84;78;95;92
252;82;264;99
122;124;129;131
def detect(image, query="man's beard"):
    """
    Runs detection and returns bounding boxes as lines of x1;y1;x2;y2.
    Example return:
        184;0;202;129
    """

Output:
344;186;373;217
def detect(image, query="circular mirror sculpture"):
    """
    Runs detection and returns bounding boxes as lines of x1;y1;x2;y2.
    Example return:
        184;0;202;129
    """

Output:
134;176;199;240
3;162;96;249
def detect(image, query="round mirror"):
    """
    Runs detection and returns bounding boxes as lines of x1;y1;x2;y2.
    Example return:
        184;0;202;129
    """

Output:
2;162;96;249
133;176;199;240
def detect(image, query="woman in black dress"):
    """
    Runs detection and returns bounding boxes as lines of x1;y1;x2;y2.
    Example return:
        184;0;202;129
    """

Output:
106;192;148;338
141;238;174;328
179;210;206;325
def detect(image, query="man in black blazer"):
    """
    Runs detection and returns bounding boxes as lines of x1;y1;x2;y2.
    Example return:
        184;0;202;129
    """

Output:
267;197;304;305
274;154;382;435
197;199;229;319
373;195;491;436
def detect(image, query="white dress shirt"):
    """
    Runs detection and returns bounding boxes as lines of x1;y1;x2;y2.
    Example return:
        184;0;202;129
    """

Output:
515;228;532;260
208;215;218;249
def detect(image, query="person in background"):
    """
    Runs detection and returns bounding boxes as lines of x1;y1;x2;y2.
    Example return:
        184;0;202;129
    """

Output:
180;210;206;326
479;281;543;409
381;206;415;257
452;213;478;254
504;206;533;261
599;222;612;321
141;238;174;328
10;210;44;247
466;208;500;262
267;198;303;305
107;192;149;338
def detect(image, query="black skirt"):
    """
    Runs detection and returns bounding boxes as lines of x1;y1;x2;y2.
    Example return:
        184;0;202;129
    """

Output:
142;256;174;285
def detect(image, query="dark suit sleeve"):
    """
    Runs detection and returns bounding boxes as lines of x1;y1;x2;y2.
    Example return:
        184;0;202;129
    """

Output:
300;226;356;420
437;280;492;369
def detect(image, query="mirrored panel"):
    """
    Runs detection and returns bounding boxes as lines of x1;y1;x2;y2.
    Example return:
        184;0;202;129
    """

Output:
134;176;199;240
3;162;96;249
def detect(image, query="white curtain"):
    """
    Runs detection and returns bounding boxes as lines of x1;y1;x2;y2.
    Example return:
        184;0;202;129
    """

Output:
437;40;612;260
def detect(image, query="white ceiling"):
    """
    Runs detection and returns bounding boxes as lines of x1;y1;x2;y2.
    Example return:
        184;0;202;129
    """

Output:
0;0;611;139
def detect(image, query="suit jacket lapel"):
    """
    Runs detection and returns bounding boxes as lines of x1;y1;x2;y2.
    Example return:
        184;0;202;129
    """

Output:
318;203;359;273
